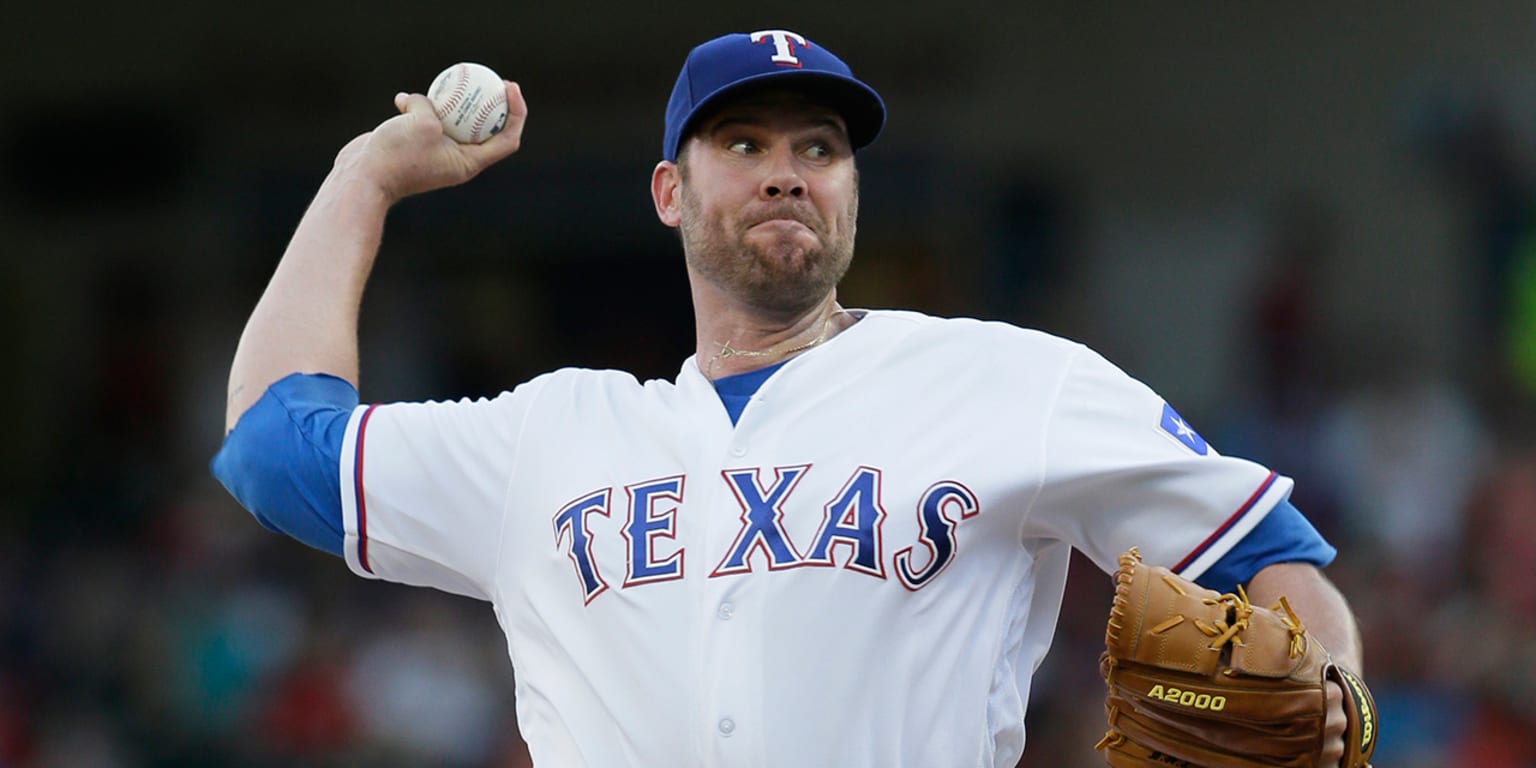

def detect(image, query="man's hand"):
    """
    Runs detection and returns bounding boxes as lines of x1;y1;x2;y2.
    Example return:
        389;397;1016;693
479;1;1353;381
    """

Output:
1247;561;1362;767
1324;679;1346;765
1095;548;1377;767
338;81;528;204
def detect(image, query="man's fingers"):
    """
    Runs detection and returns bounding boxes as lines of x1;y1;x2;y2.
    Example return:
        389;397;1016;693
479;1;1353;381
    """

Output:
1324;681;1345;734
504;81;528;122
394;92;438;119
464;81;527;162
377;92;449;150
1323;681;1346;766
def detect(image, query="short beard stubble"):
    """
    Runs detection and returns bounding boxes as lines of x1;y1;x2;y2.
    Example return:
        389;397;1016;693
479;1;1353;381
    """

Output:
677;162;860;318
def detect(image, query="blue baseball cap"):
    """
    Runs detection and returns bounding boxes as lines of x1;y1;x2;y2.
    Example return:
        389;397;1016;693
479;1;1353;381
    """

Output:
662;30;886;162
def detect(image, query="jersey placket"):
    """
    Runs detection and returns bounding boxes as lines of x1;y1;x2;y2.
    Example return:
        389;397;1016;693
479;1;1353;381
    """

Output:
701;387;775;766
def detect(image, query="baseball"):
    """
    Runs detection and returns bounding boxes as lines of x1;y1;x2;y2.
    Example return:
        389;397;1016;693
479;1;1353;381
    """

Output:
427;62;509;144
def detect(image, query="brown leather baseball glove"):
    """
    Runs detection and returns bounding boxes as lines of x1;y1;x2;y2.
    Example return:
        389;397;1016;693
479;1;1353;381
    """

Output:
1095;548;1377;767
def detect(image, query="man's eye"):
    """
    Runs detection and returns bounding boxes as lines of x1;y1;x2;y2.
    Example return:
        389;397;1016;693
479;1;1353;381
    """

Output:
804;143;831;160
728;139;757;154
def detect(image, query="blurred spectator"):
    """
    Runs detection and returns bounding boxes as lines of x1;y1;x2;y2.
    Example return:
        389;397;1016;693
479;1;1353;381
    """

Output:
254;647;357;759
1313;334;1490;579
1439;449;1536;766
342;594;515;767
1216;193;1345;534
0;677;31;765
1420;96;1536;417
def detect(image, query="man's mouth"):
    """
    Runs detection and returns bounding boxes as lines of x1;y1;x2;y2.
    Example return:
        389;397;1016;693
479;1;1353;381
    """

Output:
747;210;818;234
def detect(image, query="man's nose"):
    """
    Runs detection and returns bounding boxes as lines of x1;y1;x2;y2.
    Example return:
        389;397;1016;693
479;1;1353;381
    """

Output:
760;148;806;199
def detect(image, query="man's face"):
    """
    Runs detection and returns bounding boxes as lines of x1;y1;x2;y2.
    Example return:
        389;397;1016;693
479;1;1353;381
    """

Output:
674;89;860;317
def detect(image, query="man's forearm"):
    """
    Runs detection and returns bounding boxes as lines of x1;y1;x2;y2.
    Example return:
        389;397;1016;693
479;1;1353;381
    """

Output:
225;167;391;432
1245;562;1363;671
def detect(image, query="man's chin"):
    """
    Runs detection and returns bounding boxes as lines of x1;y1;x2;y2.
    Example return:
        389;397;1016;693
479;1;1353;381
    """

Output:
738;252;833;311
744;227;820;259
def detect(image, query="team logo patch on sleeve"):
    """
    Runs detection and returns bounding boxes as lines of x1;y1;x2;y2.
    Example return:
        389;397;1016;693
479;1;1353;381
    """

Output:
1158;402;1209;455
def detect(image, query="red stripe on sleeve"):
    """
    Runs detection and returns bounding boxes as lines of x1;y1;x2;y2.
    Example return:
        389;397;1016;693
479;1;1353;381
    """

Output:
353;404;379;574
1173;471;1278;573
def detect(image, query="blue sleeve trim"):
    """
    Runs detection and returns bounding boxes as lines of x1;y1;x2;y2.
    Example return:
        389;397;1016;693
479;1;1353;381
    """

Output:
1193;499;1337;594
209;373;358;557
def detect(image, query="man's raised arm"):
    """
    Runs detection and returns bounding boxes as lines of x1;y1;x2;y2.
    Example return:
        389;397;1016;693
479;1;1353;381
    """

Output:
224;84;527;431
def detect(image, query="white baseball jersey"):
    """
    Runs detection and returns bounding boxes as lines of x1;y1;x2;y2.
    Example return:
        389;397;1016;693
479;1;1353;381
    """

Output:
336;309;1291;767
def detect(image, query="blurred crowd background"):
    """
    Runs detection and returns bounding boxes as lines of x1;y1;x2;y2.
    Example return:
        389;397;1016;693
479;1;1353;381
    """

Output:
4;3;1536;766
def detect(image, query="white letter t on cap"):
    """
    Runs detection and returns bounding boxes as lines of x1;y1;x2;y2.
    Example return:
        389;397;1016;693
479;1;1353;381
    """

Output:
750;30;809;67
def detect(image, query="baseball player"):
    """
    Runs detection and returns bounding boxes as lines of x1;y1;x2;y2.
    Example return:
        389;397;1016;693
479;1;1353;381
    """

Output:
213;29;1367;766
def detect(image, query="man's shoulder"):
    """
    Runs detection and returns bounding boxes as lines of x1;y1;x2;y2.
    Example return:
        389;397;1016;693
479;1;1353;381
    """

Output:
858;309;1085;355
518;366;678;396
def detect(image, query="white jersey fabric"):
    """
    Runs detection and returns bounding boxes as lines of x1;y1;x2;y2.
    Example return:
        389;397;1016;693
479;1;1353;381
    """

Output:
336;310;1291;767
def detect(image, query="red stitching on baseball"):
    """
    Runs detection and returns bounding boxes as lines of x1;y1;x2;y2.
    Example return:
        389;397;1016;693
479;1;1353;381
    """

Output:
470;90;507;142
433;64;470;121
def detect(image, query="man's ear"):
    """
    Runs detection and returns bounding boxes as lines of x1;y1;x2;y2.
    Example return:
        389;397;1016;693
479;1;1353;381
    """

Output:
651;161;682;228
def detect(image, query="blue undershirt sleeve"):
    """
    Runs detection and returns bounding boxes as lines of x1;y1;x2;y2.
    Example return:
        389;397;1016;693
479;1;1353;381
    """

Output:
1193;499;1337;594
209;372;357;557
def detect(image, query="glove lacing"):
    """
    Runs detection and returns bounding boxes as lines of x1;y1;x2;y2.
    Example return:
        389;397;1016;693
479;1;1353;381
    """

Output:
1155;578;1308;662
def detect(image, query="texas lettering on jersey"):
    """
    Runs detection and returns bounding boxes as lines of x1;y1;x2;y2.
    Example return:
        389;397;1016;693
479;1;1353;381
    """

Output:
552;465;981;605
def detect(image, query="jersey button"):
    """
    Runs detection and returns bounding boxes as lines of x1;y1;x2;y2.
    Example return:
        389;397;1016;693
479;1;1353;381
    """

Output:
729;444;747;457
717;602;734;620
718;718;736;737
